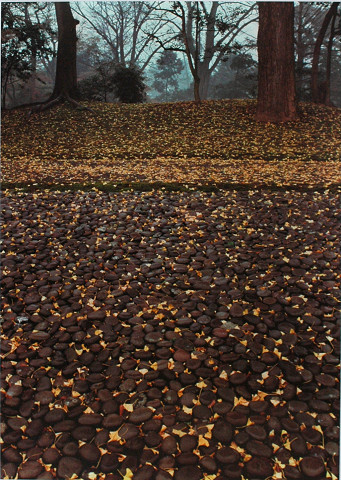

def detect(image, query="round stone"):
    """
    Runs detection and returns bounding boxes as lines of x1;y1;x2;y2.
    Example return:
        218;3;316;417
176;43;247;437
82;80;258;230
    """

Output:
179;435;198;452
212;420;233;443
246;425;267;441
216;446;240;464
79;443;101;463
161;436;178;455
300;456;325;478
246;456;273;478
57;457;83;478
175;466;202;480
129;407;153;423
18;461;43;479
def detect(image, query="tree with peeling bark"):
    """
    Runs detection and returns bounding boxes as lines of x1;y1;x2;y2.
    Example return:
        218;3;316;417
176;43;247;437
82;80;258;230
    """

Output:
256;2;297;123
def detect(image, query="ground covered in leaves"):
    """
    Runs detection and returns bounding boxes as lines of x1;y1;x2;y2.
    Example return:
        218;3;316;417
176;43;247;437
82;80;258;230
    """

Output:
1;187;340;480
2;100;341;189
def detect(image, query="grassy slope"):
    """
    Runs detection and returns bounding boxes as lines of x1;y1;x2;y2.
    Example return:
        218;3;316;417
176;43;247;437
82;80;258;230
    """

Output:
2;99;341;189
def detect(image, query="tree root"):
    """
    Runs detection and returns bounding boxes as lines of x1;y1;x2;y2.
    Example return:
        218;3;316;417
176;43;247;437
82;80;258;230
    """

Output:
27;94;95;118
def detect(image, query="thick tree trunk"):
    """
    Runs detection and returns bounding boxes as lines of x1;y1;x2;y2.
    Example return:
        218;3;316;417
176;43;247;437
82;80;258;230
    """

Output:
311;2;339;104
194;77;201;102
256;2;297;123
51;2;78;99
28;2;95;116
198;67;210;100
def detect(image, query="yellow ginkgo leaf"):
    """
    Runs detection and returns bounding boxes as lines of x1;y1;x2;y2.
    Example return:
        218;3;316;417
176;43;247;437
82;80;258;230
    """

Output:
122;468;134;480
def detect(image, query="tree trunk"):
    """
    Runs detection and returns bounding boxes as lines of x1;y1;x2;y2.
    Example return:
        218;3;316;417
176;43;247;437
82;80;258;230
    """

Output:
194;76;201;102
256;2;297;123
51;2;78;99
198;69;210;100
295;3;305;101
325;10;337;106
311;2;339;104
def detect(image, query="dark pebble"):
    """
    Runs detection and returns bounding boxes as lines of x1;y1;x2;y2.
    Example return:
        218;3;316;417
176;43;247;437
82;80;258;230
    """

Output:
118;423;139;440
225;411;247;427
177;452;199;465
301;426;322;444
192;405;211;419
129;407;153;423
18;461;43;479
179;434;198;452
222;463;243;479
134;465;156;480
57;456;83;478
246;440;273;458
200;456;217;473
212;419;233;443
300;456;325;478
216;446;240;464
79;443;101;463
71;425;95;441
246;424;267;441
161;435;178;455
283;465;303;479
175;466;202;480
246;456;273;478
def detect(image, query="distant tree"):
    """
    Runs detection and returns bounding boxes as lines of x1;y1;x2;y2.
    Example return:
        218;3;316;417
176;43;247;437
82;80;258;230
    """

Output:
210;53;257;99
294;3;325;101
256;2;297;123
152;51;184;101
1;2;54;108
311;2;340;104
73;2;165;72
79;63;115;102
112;64;146;103
294;3;341;106
152;1;257;101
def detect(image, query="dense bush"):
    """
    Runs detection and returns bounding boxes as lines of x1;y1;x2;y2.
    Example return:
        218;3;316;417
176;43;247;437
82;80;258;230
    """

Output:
111;64;146;103
79;64;146;103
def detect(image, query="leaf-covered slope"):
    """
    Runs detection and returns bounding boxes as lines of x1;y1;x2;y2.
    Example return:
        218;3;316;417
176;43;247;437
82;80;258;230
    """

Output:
2;100;341;187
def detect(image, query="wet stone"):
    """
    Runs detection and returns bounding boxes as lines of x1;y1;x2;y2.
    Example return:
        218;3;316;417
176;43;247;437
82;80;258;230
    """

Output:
225;411;247;427
57;457;83;479
129;407;154;423
35;390;54;405
118;423;139;440
246;424;267;441
145;331;164;343
200;456;217;473
79;443;101;463
283;465;303;480
246;440;273;458
7;417;28;431
161;435;178;455
18;461;43;479
246;456;273;478
175;466;202;480
212;420;233;443
300;456;325;478
176;452;199;465
222;463;243;479
192;405;211;419
179;434;198;452
216;446;240;464
71;425;95;441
